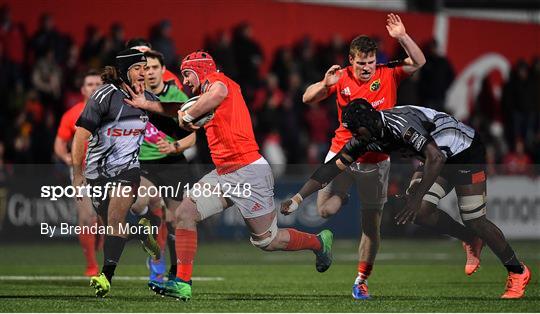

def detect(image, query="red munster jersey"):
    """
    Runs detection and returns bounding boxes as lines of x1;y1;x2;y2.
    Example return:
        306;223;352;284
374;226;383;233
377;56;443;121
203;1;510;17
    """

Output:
202;72;261;174
57;101;86;141
328;64;408;163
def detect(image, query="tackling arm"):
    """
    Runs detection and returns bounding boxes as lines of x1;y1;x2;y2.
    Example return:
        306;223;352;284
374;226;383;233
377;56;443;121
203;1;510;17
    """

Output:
410;141;446;201
281;151;356;215
299;153;353;198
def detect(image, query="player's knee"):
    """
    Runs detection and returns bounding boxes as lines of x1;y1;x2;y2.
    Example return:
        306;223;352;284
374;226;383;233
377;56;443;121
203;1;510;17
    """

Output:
78;210;95;226
318;201;341;218
458;195;486;223
148;195;162;210
131;197;148;214
318;205;333;218
188;190;225;222
462;214;488;230
250;217;278;251
176;198;199;224
361;205;383;234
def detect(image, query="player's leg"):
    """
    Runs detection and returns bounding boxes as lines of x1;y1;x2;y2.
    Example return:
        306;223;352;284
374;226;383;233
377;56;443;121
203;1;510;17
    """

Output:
455;181;531;299
234;158;333;272
407;171;483;275
159;170;228;300
129;176;161;260
351;159;389;300
76;195;99;276
163;197;181;280
136;188;167;288
91;178;137;297
243;208;333;272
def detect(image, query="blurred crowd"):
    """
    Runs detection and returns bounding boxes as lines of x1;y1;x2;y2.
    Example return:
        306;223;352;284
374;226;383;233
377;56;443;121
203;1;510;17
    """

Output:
0;6;539;177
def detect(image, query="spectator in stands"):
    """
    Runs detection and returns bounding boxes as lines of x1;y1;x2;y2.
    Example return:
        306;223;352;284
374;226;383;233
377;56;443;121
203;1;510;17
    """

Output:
102;22;125;66
270;47;297;92
232;22;263;91
281;72;308;164
31;48;62;111
373;36;389;64
529;57;540;154
205;30;237;79
417;39;455;112
252;73;285;141
0;5;25;67
501;59;535;147
80;25;104;69
295;35;321;85
322;34;348;67
305;103;330;164
150;20;177;71
30;13;69;62
503;138;533;176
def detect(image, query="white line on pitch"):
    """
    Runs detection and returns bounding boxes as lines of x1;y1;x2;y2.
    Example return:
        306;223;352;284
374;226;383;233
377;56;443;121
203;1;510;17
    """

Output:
0;275;224;281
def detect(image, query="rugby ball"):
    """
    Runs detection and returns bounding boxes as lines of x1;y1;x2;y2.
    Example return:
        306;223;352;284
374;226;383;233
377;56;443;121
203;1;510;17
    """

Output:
180;96;215;127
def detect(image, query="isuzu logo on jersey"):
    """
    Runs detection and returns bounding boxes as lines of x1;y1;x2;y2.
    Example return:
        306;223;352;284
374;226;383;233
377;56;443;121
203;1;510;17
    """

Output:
370;79;381;91
106;128;145;137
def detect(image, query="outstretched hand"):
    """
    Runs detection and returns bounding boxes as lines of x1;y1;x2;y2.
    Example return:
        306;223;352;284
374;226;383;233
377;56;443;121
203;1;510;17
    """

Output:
323;65;343;88
123;82;147;109
394;194;422;225
386;13;406;39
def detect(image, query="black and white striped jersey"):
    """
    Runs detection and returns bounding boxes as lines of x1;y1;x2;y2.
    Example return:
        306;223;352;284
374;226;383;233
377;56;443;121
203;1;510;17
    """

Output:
76;84;158;180
342;105;475;160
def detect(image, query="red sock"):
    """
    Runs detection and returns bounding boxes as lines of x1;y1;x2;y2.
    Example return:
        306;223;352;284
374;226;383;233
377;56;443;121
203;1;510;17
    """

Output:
357;261;373;280
79;224;97;268
157;220;167;251
175;229;197;282
149;207;166;250
285;228;322;251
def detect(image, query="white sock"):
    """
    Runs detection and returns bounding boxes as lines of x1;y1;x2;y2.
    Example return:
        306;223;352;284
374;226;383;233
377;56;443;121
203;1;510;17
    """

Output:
130;205;149;216
354;273;365;285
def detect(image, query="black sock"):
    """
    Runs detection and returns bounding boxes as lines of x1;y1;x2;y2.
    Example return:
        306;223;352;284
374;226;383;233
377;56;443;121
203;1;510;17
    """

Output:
418;210;477;243
102;236;127;283
166;222;177;277
497;244;524;274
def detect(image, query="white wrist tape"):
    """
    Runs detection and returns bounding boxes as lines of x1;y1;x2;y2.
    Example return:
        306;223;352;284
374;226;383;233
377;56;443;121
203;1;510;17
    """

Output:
288;193;303;213
183;113;195;123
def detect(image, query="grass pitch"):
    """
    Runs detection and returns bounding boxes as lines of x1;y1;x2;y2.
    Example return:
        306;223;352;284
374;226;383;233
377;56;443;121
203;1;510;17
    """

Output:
0;239;538;312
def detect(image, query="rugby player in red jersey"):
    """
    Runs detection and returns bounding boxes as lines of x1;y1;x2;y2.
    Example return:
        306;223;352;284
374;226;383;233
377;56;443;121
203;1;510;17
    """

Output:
126;51;334;301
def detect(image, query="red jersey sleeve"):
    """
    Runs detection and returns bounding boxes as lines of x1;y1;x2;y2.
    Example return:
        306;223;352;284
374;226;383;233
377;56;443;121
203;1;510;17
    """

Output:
327;82;338;96
392;66;410;83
